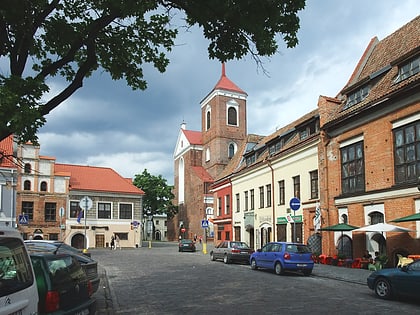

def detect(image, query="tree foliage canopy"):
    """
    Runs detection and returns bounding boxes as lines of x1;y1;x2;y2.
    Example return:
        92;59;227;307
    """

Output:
0;0;306;143
133;169;177;218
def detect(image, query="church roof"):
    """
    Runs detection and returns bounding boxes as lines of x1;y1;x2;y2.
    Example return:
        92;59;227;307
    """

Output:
212;63;247;95
182;129;202;145
55;163;144;195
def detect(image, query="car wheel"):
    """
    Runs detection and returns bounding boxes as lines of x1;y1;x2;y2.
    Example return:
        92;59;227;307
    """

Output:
210;252;215;261
374;277;392;299
274;262;283;275
303;269;312;276
223;254;230;264
251;259;258;270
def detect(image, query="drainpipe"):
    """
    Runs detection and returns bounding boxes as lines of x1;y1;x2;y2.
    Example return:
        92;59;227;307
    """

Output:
266;159;276;242
320;130;331;255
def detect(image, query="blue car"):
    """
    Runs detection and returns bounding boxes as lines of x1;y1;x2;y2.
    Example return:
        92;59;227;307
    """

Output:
250;242;314;276
367;260;420;300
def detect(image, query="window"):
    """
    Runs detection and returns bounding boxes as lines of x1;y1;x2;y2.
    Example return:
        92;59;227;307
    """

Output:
217;197;222;216
250;189;254;210
228;143;235;158
369;211;384;225
278;180;285;205
235;193;240;212
119;203;132;220
344;86;370;109
266;184;271;207
227;107;238;125
341;141;365;194
24;163;31;173
48;233;59;240
293;176;300;200
244;191;248;211
22;202;34;220
98;202;111;219
394;120;420;184
394;56;420;83
206;110;211;130
205;148;210;162
225;195;230;215
310;170;319;199
24;180;31;190
259;186;264;208
69;201;80;218
40;181;47;192
44;203;56;221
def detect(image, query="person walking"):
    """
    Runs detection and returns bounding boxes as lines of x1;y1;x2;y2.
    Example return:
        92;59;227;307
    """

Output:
115;234;121;250
110;235;115;250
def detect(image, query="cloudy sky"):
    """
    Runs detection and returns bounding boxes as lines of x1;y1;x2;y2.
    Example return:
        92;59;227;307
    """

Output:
37;1;419;185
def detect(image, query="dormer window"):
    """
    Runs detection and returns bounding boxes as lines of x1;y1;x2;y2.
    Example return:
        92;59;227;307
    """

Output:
345;85;370;109
394;55;420;83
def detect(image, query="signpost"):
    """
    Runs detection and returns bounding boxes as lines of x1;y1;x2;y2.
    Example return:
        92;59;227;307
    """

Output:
79;196;93;250
59;207;65;240
289;197;301;242
201;219;209;254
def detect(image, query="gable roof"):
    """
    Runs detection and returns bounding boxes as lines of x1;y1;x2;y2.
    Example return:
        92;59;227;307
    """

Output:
324;16;420;127
182;129;202;145
0;135;15;168
55;163;144;195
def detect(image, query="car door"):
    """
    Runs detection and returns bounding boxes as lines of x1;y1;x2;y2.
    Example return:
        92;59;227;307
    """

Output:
392;261;420;297
267;243;282;268
258;243;273;268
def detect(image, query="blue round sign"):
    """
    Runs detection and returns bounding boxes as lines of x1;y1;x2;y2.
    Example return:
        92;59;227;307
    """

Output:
289;197;301;211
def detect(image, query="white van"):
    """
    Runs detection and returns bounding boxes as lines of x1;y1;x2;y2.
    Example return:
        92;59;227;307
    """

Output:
0;227;38;315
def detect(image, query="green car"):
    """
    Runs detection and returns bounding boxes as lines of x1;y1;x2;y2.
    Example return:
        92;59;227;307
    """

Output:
367;259;420;300
29;252;97;314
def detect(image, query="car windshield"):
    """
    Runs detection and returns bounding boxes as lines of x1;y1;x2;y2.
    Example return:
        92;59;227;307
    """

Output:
0;238;34;296
285;244;311;253
230;242;249;249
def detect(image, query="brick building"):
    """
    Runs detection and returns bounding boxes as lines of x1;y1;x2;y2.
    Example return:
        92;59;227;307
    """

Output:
318;16;420;266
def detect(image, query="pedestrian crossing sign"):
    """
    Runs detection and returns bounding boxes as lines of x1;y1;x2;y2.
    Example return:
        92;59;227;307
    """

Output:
18;214;29;225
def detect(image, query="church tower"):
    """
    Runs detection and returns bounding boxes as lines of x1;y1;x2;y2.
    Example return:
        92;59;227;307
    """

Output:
201;64;247;178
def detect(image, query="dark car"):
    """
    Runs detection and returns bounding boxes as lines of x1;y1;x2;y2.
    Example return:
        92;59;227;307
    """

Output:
250;242;314;276
210;241;254;264
367;259;420;300
179;239;196;252
25;240;100;293
30;251;96;314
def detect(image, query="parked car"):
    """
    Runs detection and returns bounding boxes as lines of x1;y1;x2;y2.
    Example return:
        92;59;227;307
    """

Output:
210;241;254;264
25;240;100;293
179;239;196;252
0;228;39;315
250;242;314;276
367;260;420;300
30;251;96;314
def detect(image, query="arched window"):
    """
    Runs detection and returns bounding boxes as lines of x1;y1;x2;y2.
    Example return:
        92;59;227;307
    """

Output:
369;211;384;225
205;148;210;162
206;110;211;130
227;107;237;125
24;163;31;173
341;213;348;224
228;143;237;159
178;158;185;204
24;180;31;190
40;181;48;192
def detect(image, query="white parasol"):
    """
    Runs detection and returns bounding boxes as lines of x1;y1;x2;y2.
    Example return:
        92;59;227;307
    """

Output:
353;222;413;233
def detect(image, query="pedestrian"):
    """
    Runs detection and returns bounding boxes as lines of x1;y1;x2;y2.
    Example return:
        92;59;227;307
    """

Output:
110;235;115;250
115;234;121;250
199;236;202;244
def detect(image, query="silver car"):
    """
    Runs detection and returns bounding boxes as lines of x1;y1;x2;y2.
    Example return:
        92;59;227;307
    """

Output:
210;241;254;264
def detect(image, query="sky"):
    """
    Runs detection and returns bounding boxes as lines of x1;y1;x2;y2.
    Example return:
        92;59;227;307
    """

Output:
36;1;419;185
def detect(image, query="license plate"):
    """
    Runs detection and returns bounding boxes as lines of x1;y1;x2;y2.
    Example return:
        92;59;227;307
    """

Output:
296;264;307;267
75;309;89;315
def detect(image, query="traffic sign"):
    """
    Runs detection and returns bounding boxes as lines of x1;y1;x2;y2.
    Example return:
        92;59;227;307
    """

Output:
132;221;139;227
18;214;29;225
79;196;93;210
201;219;209;228
59;207;65;217
289;197;301;211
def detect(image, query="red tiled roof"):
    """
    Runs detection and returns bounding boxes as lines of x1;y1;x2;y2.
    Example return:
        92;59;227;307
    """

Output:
0;135;15;168
192;166;213;182
55;163;144;195
212;64;247;95
182;129;202;145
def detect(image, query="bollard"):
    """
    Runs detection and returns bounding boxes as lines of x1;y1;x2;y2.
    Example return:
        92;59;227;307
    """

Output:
148;240;152;248
202;243;207;254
